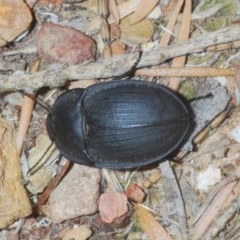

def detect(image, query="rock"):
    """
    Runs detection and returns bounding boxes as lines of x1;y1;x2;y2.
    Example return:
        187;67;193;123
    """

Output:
48;164;101;223
197;165;222;192
98;191;128;224
125;183;146;203
61;225;92;240
183;80;231;151
0;118;31;229
0;0;32;47
37;23;96;65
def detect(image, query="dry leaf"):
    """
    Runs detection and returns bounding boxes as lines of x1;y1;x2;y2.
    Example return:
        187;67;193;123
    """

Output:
120;14;154;44
131;0;159;25
86;0;140;33
60;225;92;240
191;178;238;240
109;0;120;24
135;204;172;240
0;118;31;229
26;134;57;195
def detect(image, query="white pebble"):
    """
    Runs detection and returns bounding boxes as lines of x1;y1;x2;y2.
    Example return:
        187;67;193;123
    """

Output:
197;165;221;191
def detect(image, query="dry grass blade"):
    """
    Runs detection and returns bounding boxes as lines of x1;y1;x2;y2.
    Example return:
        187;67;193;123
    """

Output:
135;203;172;240
191;177;238;240
16;95;35;154
202;181;240;239
234;63;240;95
130;0;159;25
109;0;120;24
16;59;40;155
159;0;184;47
101;168;123;192
35;160;71;207
168;0;192;91
86;0;140;33
192;176;238;224
136;67;234;77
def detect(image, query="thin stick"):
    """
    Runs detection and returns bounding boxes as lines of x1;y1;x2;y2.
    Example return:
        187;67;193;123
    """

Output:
16;59;40;155
35;160;71;206
159;0;184;47
135;67;234;77
1;25;240;93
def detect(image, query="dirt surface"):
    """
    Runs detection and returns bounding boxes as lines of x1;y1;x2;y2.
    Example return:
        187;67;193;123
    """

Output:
0;0;240;239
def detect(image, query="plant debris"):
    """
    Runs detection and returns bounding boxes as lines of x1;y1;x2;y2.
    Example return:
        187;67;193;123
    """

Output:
1;0;240;239
0;118;31;229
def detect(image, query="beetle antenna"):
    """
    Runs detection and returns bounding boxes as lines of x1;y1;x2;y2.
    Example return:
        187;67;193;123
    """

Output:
19;90;53;115
188;93;213;102
114;51;142;80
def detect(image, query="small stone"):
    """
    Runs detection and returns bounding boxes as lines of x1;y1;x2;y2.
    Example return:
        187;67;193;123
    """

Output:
125;183;146;203
61;225;92;240
0;118;32;229
38;23;96;65
0;0;32;47
48;164;101;223
98;191;128;224
197;165;222;192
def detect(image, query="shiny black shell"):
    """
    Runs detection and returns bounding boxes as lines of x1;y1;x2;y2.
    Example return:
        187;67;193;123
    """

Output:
47;80;191;169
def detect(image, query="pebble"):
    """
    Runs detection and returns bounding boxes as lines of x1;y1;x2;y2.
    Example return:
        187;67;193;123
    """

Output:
48;164;101;223
125;183;146;203
98;191;128;224
0;1;32;47
38;23;96;65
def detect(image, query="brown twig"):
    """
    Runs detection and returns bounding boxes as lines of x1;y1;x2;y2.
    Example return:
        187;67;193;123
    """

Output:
135;67;234;77
16;59;40;155
35;160;72;206
1;25;240;93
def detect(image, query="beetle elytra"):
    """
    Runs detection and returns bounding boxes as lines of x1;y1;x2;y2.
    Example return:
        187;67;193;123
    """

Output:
47;80;191;169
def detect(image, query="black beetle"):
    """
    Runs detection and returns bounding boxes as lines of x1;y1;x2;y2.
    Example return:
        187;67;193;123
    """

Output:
47;80;191;169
